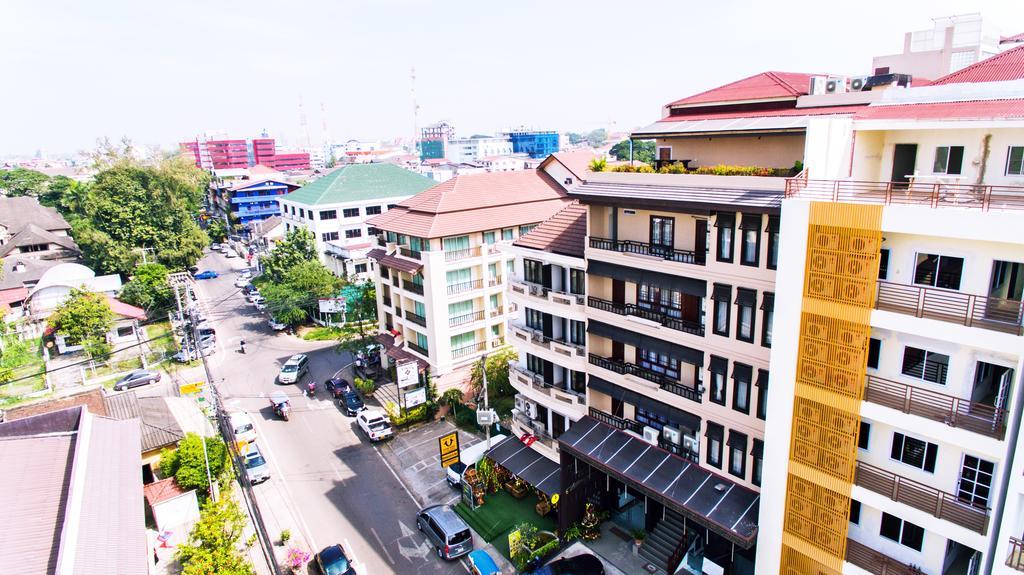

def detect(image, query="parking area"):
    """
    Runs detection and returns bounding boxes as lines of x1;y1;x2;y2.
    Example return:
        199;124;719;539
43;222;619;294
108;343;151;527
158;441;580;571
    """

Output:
378;419;483;508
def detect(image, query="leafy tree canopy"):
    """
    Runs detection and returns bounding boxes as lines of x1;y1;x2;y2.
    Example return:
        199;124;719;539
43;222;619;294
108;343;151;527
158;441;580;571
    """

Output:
119;263;174;313
0;167;50;197
609;139;655;165
47;288;114;358
261;260;342;325
206;218;228;243
159;432;229;493
176;496;255;575
585;128;607;147
260;227;316;282
469;345;518;398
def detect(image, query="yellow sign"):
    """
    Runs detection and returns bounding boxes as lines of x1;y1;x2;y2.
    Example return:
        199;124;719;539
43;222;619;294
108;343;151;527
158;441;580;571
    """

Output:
550;494;559;506
438;431;461;469
508;529;522;557
180;381;205;395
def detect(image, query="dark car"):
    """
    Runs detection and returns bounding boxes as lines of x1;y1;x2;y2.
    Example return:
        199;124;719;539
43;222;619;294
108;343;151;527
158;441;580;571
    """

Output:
324;378;352;399
315;544;355;575
113;369;162;391
528;553;605;575
194;270;218;280
339;391;364;416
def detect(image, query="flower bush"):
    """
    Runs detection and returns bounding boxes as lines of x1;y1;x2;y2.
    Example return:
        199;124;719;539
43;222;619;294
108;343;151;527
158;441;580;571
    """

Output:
285;547;310;571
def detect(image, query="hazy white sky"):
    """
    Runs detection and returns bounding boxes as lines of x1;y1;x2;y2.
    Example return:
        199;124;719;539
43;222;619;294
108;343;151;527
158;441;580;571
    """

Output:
2;0;1022;156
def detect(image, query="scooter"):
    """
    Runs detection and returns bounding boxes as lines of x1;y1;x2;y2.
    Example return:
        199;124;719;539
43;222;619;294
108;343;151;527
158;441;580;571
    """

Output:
306;381;317;398
239;339;246;354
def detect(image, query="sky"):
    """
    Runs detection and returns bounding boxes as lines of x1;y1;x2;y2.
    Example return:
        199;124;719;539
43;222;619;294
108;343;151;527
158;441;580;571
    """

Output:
2;0;1023;157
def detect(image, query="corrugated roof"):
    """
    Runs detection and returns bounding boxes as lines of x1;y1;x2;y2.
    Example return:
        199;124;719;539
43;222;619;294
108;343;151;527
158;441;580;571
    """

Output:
0;223;79;258
855;98;1024;121
284;163;435;206
573;175;783;213
513;201;587;258
666;71;817;108
932;45;1024;85
104;392;184;452
143;478;188;507
369;252;424;274
1002;32;1024;45
366;169;571;238
106;297;147;320
4;388;108;420
228;177;296;192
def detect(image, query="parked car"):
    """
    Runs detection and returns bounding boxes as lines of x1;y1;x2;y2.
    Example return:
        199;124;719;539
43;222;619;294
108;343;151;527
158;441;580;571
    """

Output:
113;369;161;391
246;290;262;302
446;434;508;487
277;354;309;384
468;550;501;575
324;377;351;399
234;277;249;288
339;391;365;416
416;504;473;560
241;283;256;295
210;243;221;251
229;412;257;444
242;443;271;485
194;270;218;280
224;250;237;258
315;544;355;575
268;318;287;331
526;553;605;575
253;297;267;311
356;409;393;441
173;335;216;362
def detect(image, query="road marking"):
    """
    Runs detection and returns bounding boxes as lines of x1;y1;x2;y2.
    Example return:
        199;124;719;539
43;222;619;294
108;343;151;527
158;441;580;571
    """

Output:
373;444;421;507
368;529;395;565
251;418;319;552
397;521;432;561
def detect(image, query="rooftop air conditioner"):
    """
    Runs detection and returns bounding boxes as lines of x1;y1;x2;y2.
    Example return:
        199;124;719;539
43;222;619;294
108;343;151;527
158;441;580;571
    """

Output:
825;77;847;94
514;394;527;413
662;426;682;445
642;426;660;446
683;434;700;455
525;400;538;419
808;76;828;95
849;76;869;92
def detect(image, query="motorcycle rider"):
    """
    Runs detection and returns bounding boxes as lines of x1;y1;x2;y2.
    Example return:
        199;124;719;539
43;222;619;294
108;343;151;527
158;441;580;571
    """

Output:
239;338;246;354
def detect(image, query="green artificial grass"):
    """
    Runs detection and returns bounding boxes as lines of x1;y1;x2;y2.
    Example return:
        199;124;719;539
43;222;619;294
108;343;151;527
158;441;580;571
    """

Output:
454;490;556;559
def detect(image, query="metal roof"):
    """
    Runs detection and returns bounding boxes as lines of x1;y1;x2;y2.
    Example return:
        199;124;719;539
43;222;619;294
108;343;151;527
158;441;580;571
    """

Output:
572;173;783;213
486;436;561;497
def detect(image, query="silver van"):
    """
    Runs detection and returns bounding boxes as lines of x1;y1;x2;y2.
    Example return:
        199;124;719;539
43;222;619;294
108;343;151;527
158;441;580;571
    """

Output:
416;504;473;560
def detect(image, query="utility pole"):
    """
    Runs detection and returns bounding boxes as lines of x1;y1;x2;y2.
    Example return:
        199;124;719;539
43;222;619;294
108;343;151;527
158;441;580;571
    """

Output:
480;354;492;452
186;281;216;501
173;281;192;362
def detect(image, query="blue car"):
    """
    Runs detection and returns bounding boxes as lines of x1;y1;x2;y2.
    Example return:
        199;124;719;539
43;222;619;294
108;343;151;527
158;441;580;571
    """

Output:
194;270;218;280
315;544;355;575
468;550;500;575
528;553;605;575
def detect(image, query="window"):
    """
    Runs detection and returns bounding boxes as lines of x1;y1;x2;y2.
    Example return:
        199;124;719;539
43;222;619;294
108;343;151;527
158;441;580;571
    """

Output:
761;293;774;348
735;288;756;343
527;353;544;374
739;214;760;266
751;439;764;486
891;432;938;472
867;338;881;369
366;205;382;215
367;226;381;236
858;421;870;450
637;348;680;381
319;210;337;220
506;259;514;276
285;223;291;232
570;320;585;345
354;263;367;274
483;231;496;245
901;346;949;385
343;208;360;218
732;363;751;414
443;235;470;252
849;500;861;525
502;228;514;240
705;423;723;469
387;204;397;209
650;216;674;254
728;431;747;479
879;513;925;552
525;308;544;331
415;332;429;352
524;259;544;284
322;231;339;242
569;269;585;295
487;263;498;282
933;145;964;175
878;249;890;280
450;331;477;352
958;455;995;507
709;356;727;406
1008;146;1024;175
299;208;306;218
637;283;683;318
756;369;769;420
914;253;963;290
489;294;499;311
116;326;134;338
345;228;362;239
715;213;735;263
569;371;586;394
766;216;780;270
446;267;471;288
712;284;731;337
519;224;537;236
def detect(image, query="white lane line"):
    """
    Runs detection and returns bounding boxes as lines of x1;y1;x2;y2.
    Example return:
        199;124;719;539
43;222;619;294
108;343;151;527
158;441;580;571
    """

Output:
251;418;319;552
368;529;395;565
372;444;421;507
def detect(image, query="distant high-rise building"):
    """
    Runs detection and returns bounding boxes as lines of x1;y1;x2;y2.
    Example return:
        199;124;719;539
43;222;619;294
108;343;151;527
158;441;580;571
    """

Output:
505;130;561;159
180;135;310;171
420;121;455;161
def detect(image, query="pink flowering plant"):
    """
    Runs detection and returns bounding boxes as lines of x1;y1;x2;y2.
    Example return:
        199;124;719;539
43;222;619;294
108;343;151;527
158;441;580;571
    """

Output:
285;547;310;571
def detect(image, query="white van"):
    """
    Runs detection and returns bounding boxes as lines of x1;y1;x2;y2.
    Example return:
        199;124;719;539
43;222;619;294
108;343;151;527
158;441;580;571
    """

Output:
445;434;507;487
229;412;257;444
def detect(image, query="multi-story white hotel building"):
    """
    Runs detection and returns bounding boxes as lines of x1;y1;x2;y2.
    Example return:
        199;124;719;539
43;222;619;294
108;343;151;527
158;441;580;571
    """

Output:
277;163;435;280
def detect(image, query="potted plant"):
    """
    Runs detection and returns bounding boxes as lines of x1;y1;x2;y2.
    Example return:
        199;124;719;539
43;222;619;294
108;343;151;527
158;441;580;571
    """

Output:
505;476;529;499
631;528;647;546
285;547;310;574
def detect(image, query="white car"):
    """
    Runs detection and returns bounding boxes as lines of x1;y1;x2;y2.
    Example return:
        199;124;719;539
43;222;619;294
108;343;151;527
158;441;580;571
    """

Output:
254;297;267;311
246;290;261;303
229;412;257;444
242;443;271;485
357;409;393;442
268;319;287;331
277;354;309;384
234;277;249;288
173;335;216;362
225;250;237;258
211;243;221;251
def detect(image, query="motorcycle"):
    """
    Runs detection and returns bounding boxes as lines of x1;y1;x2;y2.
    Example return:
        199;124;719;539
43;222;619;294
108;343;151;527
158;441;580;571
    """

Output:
239;339;247;354
270;391;291;421
306;381;317;398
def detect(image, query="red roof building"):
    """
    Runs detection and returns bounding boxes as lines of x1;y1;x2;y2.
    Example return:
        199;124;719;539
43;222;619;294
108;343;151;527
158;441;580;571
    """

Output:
931;45;1024;85
665;71;818;109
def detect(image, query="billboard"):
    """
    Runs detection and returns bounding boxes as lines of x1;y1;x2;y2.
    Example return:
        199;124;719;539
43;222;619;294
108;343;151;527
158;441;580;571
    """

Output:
396;361;419;388
318;298;346;313
404;387;426;408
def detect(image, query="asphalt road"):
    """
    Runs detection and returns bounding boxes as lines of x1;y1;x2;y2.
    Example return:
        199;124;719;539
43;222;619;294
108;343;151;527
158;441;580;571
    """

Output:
192;251;466;575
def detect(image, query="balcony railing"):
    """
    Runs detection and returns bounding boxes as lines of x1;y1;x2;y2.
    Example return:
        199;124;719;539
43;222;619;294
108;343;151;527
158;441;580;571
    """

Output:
402;281;424;295
449;310;485;328
399;247;421;260
407;342;429;356
588;296;704;336
846;538;924;575
875;281;1023;335
510;279;585;306
512;412;557;450
1007;537;1024;571
864;373;1007;440
447;279;483;296
589;354;702;403
404;310;427;327
452;340;487;360
511;325;586;358
589;407;643;434
785;177;1024;212
445;246;479;262
854;460;989;535
589;236;705;266
488;275;502;287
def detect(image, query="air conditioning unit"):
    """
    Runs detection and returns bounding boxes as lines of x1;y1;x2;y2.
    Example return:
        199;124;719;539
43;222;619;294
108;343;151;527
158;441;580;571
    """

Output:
682;434;700;455
825;77;847;94
530;420;547;436
849;76;869;92
514;394;527;413
661;426;682;445
808;76;828;95
524;400;538;419
642;426;660;445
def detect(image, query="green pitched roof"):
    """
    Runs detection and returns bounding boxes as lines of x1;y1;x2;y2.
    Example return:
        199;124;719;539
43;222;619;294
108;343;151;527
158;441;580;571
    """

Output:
283;163;435;206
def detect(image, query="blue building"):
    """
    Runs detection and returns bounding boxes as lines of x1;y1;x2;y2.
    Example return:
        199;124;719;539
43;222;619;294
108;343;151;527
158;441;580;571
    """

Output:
228;178;300;225
506;130;560;159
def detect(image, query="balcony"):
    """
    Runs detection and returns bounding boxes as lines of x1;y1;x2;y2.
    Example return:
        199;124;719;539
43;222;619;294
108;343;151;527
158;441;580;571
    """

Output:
845;538;924;575
447;279;483;296
510;324;586;359
404;310;427;327
588;296;704;337
399;247;421;260
854;460;989;535
402;281;424;295
875;280;1023;335
509;365;585;408
589;236;704;266
445;246;480;263
408;341;429;357
509;279;585;308
589;354;702;403
488;275;502;288
511;411;558;452
452;340;487;360
785;177;1024;212
449;310;485;328
1007;537;1024;571
863;373;1007;440
588;407;696;460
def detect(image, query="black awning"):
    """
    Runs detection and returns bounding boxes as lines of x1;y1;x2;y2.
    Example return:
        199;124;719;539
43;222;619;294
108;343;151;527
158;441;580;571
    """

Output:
714;212;735;228
558;417;760;548
709;355;728;375
766;215;780;233
588;376;701;432
704;421;723;439
711;283;732;302
751;439;764;459
761;292;774;311
588;321;703;367
732;362;753;382
588;259;643;284
486;436;561;497
588;259;706;298
727;430;748;449
735;288;757;307
739;213;762;231
756;369;769;389
588;320;642;348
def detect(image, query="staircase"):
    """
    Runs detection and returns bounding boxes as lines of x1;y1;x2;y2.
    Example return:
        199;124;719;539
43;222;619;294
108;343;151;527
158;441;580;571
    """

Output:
639;509;687;573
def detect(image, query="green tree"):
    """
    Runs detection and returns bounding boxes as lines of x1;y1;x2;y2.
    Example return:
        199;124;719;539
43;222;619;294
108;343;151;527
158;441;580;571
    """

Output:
159;432;229;494
206;218;228;243
585;128;607;147
588;158;607;172
261;260;342;325
119;263;174;312
260;227;316;282
610;139;655;164
469;345;519;398
565;132;585;146
47;289;114;358
175;496;255;575
0;168;50;197
345;279;377;335
39;175;88;213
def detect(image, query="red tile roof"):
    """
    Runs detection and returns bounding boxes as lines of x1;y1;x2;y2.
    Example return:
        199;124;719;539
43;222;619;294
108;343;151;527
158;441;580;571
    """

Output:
106;297;146;320
143;478;189;507
1001;33;1024;45
931;45;1024;85
655;104;865;123
666;72;818;108
854;99;1024;121
513;201;587;258
542;150;602;181
366;170;571;238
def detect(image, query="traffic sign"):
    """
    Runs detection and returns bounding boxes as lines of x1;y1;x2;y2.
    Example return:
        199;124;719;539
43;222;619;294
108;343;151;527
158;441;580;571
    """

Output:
438;431;461;468
180;381;204;395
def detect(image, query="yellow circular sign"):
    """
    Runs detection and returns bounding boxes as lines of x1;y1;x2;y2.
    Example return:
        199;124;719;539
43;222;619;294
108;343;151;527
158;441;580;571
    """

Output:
551;494;560;505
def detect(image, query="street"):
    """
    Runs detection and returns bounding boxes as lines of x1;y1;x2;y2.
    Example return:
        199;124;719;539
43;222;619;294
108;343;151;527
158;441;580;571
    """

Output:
192;250;467;575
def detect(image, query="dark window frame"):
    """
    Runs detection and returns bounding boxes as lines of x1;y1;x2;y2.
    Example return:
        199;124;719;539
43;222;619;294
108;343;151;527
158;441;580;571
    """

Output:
880;512;925;551
735;289;756;344
705;423;724;469
344;228;362;239
715;213;735;263
365;205;382;215
732;363;752;415
858;421;870;450
766;216;780;270
524;259;544;284
712;284;732;337
867;338;881;369
319;209;337;220
342;207;360;218
913;253;964;290
890;431;938;473
1008;146;1024;176
878;248;890;280
709;356;727;406
849;500;861;525
901;346;949;385
728;432;747;479
649;215;675;252
739;214;761;267
933;145;964;175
